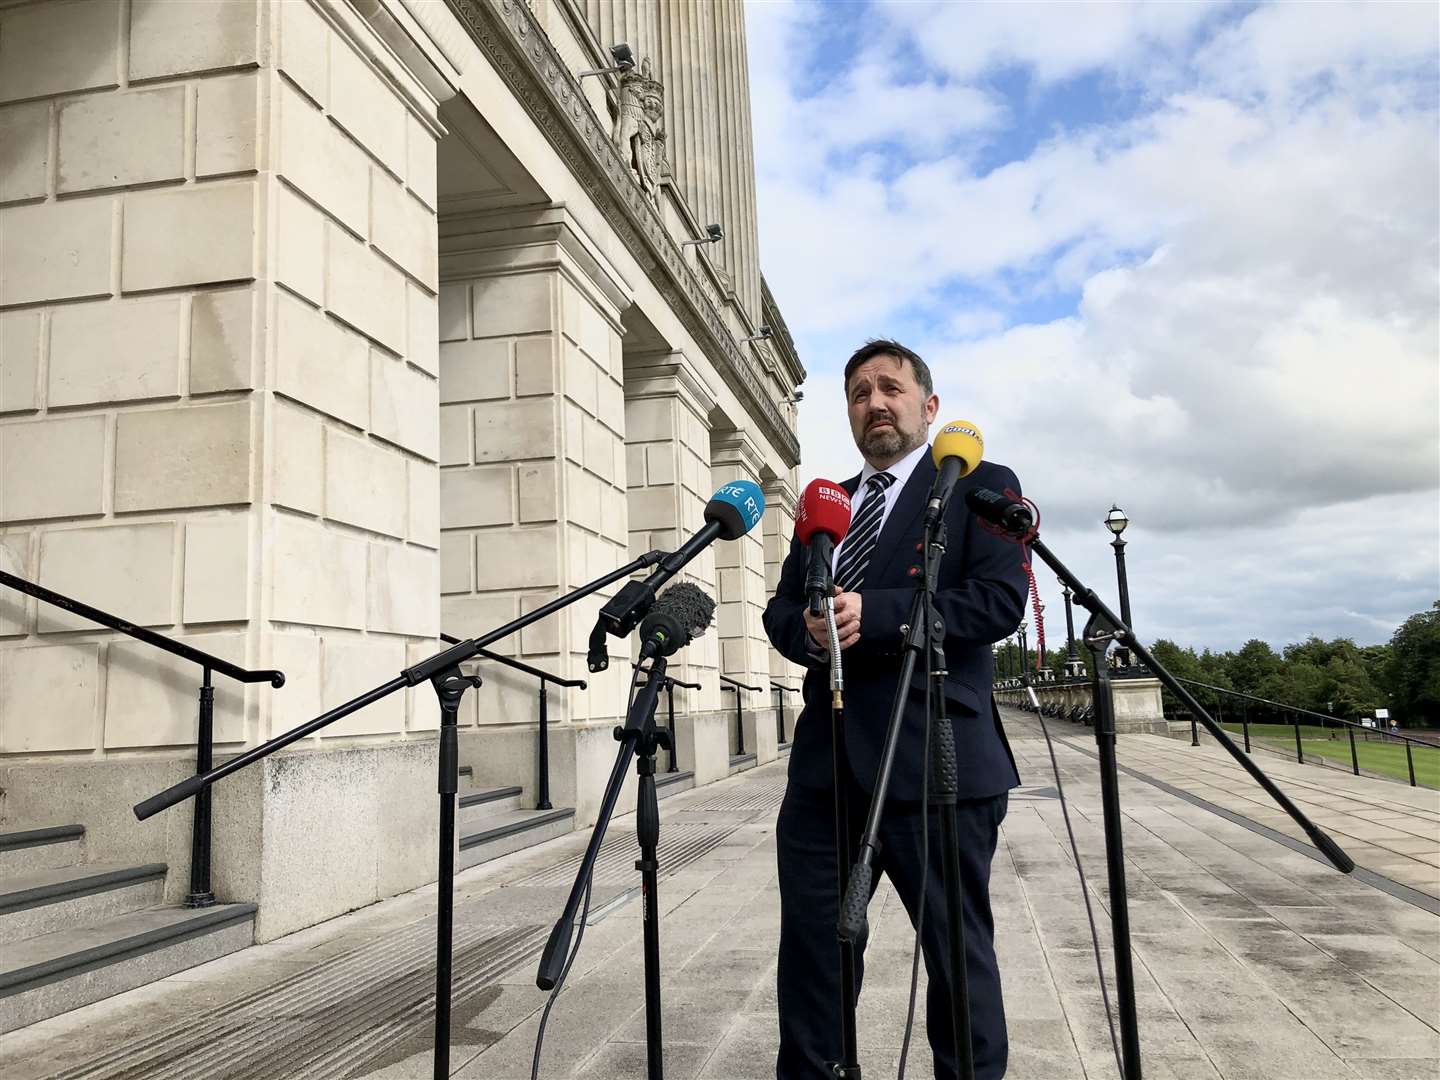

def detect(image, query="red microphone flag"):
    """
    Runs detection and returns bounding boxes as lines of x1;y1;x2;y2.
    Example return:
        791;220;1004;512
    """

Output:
796;479;852;545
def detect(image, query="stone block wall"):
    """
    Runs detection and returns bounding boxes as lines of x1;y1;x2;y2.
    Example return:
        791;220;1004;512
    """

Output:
437;217;632;758
1;0;270;758
0;0;443;760
0;0;448;928
623;352;722;719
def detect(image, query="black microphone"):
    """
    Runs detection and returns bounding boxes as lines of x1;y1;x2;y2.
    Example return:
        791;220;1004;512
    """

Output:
965;487;1034;533
595;481;764;650
638;582;716;660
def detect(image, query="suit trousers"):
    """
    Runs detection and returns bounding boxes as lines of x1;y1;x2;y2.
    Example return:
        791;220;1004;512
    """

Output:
775;773;1009;1080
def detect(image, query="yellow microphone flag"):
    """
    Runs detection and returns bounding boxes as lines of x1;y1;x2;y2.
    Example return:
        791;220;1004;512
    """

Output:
931;421;984;478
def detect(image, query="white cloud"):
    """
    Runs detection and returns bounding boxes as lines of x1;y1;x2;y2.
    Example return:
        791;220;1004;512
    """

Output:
748;0;1439;648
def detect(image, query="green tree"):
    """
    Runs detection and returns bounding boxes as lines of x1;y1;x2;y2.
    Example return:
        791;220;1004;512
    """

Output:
1228;639;1282;696
1150;639;1201;681
1386;602;1440;727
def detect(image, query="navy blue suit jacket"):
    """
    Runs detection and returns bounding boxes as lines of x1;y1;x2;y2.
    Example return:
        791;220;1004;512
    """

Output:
763;456;1026;802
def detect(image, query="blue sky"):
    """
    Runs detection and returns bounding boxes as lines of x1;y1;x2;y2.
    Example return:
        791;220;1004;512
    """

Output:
746;0;1439;654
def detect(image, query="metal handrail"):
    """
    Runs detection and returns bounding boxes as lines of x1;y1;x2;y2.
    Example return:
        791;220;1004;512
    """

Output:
439;634;586;688
440;633;586;810
719;673;763;692
0;570;288;908
630;663;702;773
0;570;284;686
1002;672;1435;788
719;673;761;758
771;681;800;745
629;660;700;691
1172;677;1433;746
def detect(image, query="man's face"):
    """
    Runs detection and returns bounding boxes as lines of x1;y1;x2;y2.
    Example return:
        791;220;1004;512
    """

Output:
845;355;940;464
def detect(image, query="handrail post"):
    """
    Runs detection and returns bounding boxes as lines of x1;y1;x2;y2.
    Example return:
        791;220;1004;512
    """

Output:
735;687;745;757
1242;707;1250;753
1190;713;1199;747
774;686;784;746
1293;713;1304;765
186;669;216;908
1348;728;1359;776
1405;740;1416;787
537;681;552;810
666;682;678;774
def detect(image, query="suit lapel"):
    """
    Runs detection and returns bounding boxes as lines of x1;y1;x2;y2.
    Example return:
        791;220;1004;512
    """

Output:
865;455;934;585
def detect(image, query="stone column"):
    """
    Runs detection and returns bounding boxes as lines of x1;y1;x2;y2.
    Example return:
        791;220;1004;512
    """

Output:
710;430;774;762
622;350;731;783
581;0;661;70
644;0;761;317
0;0;447;942
437;209;632;825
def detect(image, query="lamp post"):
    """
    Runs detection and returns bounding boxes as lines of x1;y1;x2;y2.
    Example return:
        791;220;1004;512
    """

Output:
1105;504;1134;667
1062;583;1085;678
1018;619;1029;677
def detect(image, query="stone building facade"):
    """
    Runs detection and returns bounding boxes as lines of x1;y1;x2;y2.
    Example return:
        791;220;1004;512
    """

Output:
0;0;804;944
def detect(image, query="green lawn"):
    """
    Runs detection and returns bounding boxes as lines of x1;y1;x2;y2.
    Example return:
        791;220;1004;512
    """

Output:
1214;723;1440;788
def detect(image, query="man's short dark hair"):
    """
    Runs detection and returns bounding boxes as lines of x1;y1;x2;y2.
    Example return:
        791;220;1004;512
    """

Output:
843;339;934;398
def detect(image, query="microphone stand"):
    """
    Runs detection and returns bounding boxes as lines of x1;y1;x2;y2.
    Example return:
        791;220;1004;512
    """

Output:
535;657;673;1079
133;549;670;1080
819;589;862;1080
1011;532;1356;1080
836;517;976;1080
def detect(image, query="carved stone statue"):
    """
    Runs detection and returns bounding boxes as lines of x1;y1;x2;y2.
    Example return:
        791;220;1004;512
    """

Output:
613;57;666;202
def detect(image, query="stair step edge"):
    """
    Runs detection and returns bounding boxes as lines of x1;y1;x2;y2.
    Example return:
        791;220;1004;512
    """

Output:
458;786;524;809
0;826;85;851
0;863;168;913
459;808;574;851
0;903;257;995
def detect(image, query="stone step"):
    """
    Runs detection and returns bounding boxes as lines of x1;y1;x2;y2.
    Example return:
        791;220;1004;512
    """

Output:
655;770;695;799
0;902;256;1034
458;764;474;790
729;753;757;774
0;825;85;875
0;862;167;945
458;807;575;871
458;786;524;827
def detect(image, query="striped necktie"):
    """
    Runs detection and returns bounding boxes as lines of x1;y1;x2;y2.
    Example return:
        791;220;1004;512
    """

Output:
834;471;897;592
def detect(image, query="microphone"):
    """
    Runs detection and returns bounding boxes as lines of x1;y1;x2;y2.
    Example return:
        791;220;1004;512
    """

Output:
923;420;984;529
638;582;716;660
796;479;851;616
594;481;765;654
964;487;1034;534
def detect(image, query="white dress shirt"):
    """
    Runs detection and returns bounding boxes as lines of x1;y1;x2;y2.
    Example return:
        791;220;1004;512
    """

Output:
830;440;930;571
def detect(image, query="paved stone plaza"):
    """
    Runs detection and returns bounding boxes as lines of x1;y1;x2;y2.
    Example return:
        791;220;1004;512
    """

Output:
3;708;1436;1079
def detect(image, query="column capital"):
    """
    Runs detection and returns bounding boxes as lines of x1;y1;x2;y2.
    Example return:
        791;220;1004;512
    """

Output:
623;349;717;421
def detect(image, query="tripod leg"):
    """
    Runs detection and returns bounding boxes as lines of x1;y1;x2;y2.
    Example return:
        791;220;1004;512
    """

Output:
831;710;861;1078
1086;641;1142;1080
938;804;973;1080
431;669;475;1080
638;744;664;1080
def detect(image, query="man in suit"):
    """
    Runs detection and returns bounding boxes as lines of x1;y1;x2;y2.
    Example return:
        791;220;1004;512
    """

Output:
763;340;1028;1080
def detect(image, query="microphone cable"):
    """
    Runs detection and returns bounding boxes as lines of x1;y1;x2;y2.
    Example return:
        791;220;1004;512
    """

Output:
529;661;648;1080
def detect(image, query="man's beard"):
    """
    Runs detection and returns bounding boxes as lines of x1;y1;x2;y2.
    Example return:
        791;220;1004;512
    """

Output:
857;419;921;459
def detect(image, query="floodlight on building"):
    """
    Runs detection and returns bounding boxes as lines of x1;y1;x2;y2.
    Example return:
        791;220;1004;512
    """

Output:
578;43;635;80
681;224;724;246
741;326;773;343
